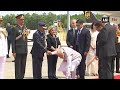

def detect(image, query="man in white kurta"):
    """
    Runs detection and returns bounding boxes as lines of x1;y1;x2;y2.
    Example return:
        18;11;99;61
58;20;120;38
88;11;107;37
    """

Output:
0;16;8;79
49;47;82;79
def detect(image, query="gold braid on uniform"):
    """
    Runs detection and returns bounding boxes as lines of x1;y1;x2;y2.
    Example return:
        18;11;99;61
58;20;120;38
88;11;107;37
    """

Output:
22;26;30;40
0;28;8;38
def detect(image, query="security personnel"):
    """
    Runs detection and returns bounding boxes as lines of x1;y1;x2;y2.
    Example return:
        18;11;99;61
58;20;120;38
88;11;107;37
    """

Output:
0;16;8;79
31;22;50;79
12;14;28;79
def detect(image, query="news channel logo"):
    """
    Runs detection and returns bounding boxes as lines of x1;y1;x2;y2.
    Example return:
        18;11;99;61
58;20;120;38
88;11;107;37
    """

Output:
102;16;109;23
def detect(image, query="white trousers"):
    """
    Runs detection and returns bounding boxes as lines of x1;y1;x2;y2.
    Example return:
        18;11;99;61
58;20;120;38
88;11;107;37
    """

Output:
0;56;6;79
63;70;76;79
59;58;80;79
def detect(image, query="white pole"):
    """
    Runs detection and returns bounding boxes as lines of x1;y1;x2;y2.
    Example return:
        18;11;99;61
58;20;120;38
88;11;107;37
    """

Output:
67;11;70;31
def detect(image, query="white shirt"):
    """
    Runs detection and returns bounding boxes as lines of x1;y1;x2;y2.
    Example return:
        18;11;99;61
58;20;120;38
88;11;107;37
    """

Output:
51;47;81;61
60;47;82;78
51;47;82;78
78;27;83;34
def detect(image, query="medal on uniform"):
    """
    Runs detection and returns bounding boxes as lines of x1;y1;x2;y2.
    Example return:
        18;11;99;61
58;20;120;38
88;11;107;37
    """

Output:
22;28;30;41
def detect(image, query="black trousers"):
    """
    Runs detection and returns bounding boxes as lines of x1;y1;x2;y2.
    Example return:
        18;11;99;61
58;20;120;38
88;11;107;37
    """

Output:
7;39;11;56
15;53;27;79
77;54;86;79
98;56;114;79
115;52;120;72
32;55;43;79
47;55;58;79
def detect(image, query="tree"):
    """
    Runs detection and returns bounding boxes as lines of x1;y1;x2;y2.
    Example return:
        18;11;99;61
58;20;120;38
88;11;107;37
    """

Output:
1;12;103;29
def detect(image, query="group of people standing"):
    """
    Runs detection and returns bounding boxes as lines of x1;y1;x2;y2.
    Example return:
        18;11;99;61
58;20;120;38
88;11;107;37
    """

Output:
66;16;120;79
0;14;120;79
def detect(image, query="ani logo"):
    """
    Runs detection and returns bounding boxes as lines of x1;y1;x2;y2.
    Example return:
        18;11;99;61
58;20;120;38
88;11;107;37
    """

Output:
102;17;109;22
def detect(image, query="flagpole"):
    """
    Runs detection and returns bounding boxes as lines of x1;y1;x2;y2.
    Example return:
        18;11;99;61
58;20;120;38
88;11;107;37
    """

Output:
67;11;70;31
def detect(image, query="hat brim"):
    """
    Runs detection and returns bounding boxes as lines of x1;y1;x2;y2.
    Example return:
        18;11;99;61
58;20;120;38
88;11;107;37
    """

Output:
42;26;47;29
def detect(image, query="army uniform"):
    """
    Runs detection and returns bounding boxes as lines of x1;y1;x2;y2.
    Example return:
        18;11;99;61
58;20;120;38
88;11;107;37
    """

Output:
12;24;28;79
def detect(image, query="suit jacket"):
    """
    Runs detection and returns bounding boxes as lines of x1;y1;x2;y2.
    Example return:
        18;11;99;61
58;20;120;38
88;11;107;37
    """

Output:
46;34;61;51
31;30;47;58
96;24;117;57
74;28;91;54
12;24;28;54
6;26;12;41
66;29;75;48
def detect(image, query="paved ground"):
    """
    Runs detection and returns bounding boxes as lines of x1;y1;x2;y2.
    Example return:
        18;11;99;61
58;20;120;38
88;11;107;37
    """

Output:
5;41;66;79
4;41;119;79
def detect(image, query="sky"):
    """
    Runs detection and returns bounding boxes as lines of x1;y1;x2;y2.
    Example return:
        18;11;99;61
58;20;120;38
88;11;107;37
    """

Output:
1;11;117;16
0;11;85;16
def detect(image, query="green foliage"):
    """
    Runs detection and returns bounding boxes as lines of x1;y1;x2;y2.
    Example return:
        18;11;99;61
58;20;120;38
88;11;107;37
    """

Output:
2;12;102;30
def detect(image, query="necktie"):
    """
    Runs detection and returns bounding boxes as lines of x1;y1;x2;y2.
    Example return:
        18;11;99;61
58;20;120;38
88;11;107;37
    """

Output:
76;30;81;45
78;30;81;34
73;28;75;37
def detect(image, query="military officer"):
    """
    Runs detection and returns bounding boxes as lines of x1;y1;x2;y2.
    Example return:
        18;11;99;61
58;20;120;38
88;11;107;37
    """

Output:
0;16;8;79
31;22;50;79
12;14;29;79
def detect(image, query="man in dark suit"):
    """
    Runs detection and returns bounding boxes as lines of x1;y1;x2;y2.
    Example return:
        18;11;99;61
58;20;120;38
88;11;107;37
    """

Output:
12;14;28;79
66;19;77;49
74;19;91;79
31;22;50;79
6;22;12;58
95;17;117;79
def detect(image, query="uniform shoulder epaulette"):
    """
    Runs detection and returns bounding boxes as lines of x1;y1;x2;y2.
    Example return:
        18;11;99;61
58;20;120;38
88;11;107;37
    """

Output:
0;27;8;37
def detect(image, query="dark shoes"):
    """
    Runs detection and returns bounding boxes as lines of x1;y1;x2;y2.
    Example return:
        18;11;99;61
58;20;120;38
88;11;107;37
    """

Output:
7;55;10;58
12;60;15;62
116;71;120;73
48;76;58;79
76;75;80;79
53;77;58;79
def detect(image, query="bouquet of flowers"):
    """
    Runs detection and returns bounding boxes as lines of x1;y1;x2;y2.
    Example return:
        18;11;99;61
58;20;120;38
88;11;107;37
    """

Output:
0;28;8;39
22;28;30;40
116;30;120;43
116;30;120;36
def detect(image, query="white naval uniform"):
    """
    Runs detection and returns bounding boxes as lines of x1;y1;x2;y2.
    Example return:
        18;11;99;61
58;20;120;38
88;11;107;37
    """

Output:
0;29;8;79
52;47;82;79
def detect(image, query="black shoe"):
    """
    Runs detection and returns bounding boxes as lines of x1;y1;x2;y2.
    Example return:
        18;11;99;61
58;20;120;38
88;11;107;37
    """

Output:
77;75;80;79
12;60;15;62
48;76;58;79
53;77;58;79
116;71;120;73
7;55;10;58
